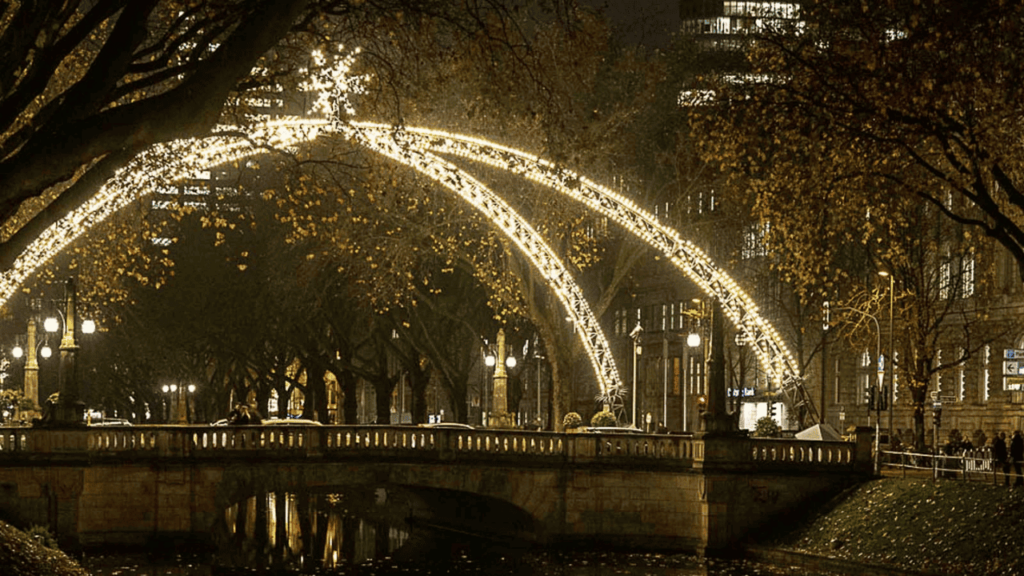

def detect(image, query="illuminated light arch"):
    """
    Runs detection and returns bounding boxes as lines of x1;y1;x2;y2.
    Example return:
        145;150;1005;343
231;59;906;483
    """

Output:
0;122;814;422
352;124;815;421
0;118;626;411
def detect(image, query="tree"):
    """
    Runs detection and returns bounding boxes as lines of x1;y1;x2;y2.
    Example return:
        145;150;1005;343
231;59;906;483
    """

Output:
0;0;563;273
690;0;1024;283
687;0;1024;442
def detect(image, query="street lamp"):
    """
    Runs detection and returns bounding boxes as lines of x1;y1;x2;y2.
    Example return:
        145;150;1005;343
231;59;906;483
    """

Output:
839;305;885;475
838;306;883;426
162;383;192;424
483;347;495;425
879;269;895;448
35;277;96;428
629;322;643;427
686;325;701;432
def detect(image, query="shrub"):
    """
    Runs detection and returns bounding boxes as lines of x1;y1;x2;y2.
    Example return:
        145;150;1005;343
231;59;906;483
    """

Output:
753;416;781;438
590;409;617;427
24;525;58;549
562;412;582;430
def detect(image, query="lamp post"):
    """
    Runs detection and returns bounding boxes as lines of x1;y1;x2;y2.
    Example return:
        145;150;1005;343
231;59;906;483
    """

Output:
686;323;701;433
39;277;96;428
629;322;643;427
483;347;495;426
162;384;180;423
879;270;895;448
839;305;884;475
838;306;883;424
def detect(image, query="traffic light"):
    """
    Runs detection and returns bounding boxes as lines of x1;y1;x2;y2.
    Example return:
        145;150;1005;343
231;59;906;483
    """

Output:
877;385;889;411
697;394;707;413
932;403;942;428
865;385;876;410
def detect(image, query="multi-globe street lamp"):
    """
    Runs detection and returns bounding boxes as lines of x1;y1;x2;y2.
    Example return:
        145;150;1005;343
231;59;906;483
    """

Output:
30;277;96;428
162;383;196;424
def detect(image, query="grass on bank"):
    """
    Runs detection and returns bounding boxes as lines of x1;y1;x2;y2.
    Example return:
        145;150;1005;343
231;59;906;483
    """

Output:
0;521;88;576
769;476;1024;576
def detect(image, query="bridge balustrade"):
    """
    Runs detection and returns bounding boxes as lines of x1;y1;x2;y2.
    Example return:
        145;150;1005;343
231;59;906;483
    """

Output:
586;434;695;461
749;438;856;469
0;426;866;474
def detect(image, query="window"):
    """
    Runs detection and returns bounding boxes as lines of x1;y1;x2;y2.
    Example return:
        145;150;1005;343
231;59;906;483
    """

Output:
955;348;965;402
672;357;682;395
742;222;769;259
858;350;871;405
893;351;900;403
982;345;990;402
939;250;976;300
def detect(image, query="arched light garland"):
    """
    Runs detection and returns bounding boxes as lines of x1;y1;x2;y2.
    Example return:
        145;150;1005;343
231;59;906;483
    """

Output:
0;120;327;308
338;123;625;410
0;51;815;422
350;124;814;422
0;118;626;412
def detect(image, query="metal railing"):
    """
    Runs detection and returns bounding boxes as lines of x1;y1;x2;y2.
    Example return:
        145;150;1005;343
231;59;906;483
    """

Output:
880;447;1012;484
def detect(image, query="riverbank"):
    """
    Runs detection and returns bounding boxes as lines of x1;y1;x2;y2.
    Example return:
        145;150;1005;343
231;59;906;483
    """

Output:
0;520;88;576
760;476;1024;575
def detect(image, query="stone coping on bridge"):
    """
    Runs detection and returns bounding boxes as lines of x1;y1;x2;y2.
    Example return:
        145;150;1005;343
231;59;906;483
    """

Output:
0;425;871;473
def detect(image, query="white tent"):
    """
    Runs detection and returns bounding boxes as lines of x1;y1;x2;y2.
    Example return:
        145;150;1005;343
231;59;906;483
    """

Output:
795;423;843;441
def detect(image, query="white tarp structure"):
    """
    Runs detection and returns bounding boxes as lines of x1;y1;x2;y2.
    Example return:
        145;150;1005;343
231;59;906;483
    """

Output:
795;423;842;441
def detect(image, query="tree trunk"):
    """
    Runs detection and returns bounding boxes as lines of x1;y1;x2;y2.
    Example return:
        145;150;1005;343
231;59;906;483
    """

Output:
372;375;395;425
408;363;429;424
911;358;931;452
340;370;358;425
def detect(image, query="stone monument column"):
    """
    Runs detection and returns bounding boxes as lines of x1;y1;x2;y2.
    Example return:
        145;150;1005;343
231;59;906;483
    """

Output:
23;317;39;411
489;329;515;428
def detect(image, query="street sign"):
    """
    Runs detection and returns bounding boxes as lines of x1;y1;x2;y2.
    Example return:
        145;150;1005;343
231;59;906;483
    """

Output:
1004;361;1024;376
1005;349;1024;359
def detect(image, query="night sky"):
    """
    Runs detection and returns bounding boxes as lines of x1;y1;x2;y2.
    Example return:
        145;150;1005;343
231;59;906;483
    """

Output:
582;0;680;48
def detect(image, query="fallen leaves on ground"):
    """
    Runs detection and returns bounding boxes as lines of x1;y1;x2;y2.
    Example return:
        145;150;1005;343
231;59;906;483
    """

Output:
0;520;88;576
770;477;1024;575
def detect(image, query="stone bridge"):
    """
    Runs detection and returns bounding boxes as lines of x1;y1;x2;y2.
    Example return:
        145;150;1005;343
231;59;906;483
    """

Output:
0;425;872;554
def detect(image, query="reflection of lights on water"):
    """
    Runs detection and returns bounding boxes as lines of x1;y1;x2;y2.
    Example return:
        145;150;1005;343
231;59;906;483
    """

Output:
224;492;408;570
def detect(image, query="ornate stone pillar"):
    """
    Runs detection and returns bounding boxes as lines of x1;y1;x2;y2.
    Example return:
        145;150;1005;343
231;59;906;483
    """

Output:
24;317;39;411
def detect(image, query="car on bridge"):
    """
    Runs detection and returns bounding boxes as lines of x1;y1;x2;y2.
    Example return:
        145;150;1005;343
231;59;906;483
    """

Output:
585;426;644;434
417;422;474;430
264;418;323;426
88;418;132;427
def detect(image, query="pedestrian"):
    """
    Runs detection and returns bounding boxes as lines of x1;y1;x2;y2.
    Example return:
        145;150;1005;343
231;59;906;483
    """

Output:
1011;431;1024;487
993;432;1010;486
246;404;263;425
227;403;245;425
230;404;252;425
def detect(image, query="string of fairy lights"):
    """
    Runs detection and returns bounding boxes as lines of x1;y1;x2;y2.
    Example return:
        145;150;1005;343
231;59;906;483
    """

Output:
0;51;811;421
339;123;626;410
351;124;810;413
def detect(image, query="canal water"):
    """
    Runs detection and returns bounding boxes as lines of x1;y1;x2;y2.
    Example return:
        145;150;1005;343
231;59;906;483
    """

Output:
79;489;840;576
